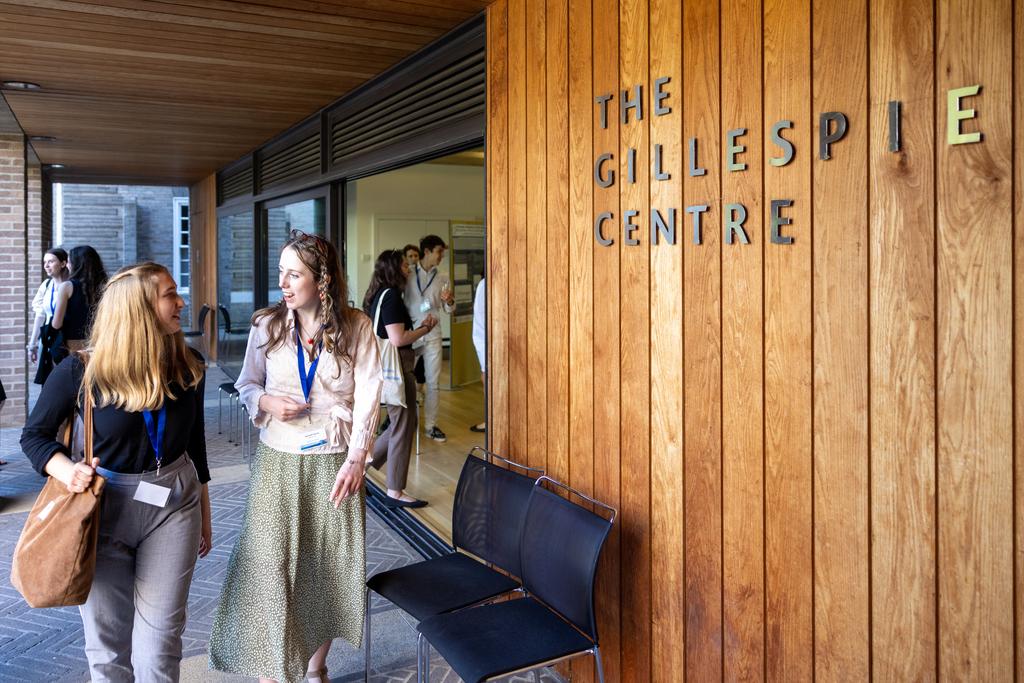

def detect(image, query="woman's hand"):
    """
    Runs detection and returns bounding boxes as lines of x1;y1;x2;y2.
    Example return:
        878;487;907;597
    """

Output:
27;344;38;364
258;394;310;422
329;450;366;508
421;313;438;331
47;455;100;494
198;484;213;558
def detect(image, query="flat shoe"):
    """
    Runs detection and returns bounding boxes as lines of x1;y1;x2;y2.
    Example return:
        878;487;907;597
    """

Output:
469;424;486;433
383;496;428;509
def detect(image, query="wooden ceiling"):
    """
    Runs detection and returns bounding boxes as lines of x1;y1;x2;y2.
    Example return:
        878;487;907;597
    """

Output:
0;0;490;185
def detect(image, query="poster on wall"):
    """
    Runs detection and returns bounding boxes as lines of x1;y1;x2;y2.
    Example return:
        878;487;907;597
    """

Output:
449;221;485;324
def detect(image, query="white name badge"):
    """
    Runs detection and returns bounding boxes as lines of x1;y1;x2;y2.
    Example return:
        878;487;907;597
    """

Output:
419;300;432;313
134;481;171;508
299;427;328;452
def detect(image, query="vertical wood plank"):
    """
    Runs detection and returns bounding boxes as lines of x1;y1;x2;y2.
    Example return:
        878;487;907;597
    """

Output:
810;0;870;678
617;0;651;679
547;0;570;488
762;0;813;678
648;0;684;679
567;0;595;674
486;0;510;458
506;0;529;465
525;0;548;472
869;0;937;678
682;0;723;678
720;0;765;678
1016;1;1024;678
936;0;1015;678
591;0;622;677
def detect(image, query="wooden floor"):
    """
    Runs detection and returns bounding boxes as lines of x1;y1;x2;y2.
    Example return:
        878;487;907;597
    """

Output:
366;369;486;542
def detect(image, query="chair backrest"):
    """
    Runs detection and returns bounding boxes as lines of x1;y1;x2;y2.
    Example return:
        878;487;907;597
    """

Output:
451;450;542;579
520;478;615;642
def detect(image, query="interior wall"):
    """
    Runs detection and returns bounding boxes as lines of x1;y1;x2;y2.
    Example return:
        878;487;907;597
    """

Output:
485;0;1022;680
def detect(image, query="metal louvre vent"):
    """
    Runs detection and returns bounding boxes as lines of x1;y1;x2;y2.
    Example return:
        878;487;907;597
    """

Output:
219;165;252;204
259;132;320;191
331;47;485;165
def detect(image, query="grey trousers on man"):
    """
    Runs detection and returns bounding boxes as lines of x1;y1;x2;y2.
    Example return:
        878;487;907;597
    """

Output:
371;347;418;490
80;455;202;682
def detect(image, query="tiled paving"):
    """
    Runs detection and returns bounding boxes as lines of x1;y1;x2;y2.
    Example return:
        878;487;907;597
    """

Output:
0;367;564;683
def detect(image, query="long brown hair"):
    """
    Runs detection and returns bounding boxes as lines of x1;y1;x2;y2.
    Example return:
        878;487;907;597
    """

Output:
252;230;358;366
83;262;204;411
362;249;408;314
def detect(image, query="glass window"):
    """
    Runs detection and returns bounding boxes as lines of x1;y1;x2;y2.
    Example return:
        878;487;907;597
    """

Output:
265;197;326;305
217;210;255;379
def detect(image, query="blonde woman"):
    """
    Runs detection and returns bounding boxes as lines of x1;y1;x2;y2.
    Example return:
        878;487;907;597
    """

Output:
20;262;212;682
210;231;381;683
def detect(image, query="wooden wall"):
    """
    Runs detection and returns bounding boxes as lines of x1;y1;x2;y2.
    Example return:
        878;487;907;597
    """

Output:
485;0;1022;679
189;174;219;361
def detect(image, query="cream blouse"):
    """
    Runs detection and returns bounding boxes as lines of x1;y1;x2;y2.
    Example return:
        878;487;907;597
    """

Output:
235;311;382;455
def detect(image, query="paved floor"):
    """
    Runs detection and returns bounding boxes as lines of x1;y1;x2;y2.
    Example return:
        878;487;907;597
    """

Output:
0;366;560;683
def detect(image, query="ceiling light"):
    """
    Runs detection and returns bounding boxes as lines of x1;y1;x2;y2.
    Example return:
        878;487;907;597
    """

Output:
46;164;65;169
30;136;56;143
2;81;41;91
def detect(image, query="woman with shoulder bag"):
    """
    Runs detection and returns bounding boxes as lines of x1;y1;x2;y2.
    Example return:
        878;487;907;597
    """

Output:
363;249;436;508
20;261;212;683
28;247;70;384
209;230;382;683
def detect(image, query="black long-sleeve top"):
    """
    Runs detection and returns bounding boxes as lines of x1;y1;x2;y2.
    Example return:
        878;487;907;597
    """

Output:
20;352;210;483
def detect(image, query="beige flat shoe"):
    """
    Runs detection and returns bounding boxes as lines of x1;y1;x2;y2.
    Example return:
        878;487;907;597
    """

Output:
305;667;329;682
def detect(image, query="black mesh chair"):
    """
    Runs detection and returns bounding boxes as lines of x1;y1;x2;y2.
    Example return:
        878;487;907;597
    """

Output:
416;476;616;683
364;447;543;679
182;303;211;355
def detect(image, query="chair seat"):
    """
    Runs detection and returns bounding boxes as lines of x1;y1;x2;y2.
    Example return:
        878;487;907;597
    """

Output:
366;552;518;622
417;597;594;683
218;382;238;396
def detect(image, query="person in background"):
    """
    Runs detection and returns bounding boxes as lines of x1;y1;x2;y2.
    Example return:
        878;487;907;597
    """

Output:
470;277;486;433
404;234;455;443
28;248;70;384
51;245;108;358
363;249;437;507
210;231;381;683
402;243;420;269
20;262;212;682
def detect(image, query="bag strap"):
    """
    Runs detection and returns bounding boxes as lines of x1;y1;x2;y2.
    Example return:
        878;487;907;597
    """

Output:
75;350;94;463
372;288;390;332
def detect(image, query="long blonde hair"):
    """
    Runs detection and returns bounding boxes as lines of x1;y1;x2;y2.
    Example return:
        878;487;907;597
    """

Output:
82;262;204;411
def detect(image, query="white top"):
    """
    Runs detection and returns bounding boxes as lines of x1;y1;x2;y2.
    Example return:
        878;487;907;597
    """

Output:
472;279;486;371
404;263;455;345
235;311;382;455
31;279;58;325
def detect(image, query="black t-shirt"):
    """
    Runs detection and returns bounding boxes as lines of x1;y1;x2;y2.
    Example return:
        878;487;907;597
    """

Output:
368;287;412;349
20;351;210;483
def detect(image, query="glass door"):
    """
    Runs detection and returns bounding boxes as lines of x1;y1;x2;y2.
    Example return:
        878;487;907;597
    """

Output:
261;188;328;307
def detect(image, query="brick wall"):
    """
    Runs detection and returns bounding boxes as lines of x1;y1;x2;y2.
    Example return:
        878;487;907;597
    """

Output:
0;135;27;427
26;165;42;285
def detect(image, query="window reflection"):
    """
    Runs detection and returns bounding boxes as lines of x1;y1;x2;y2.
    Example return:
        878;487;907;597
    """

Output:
216;210;254;379
266;198;326;305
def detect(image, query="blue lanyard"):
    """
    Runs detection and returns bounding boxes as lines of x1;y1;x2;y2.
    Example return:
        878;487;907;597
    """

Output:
415;265;437;296
48;281;56;317
296;332;322;404
142;406;167;474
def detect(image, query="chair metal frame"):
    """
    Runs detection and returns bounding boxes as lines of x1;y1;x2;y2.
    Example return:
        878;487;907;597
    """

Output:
416;475;616;683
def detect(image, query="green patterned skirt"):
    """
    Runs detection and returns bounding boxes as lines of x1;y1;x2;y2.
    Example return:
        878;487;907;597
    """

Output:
208;442;366;682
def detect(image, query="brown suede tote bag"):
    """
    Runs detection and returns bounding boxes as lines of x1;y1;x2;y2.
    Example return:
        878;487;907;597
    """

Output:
11;388;105;608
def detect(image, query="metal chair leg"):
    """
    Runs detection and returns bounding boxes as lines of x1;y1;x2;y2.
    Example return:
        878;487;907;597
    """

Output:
532;670;542;683
421;633;430;683
218;392;223;434
594;646;605;683
364;587;371;682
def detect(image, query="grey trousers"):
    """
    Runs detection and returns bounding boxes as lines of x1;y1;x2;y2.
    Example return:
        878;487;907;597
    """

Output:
80;455;202;683
371;347;418;490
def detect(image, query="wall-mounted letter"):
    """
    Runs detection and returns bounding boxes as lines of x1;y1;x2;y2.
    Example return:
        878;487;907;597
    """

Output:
621;84;643;123
595;211;615;246
724;203;750;244
653;144;670;180
595;93;613;130
623;210;640;245
888;101;901;152
726;128;748;171
653;76;671;115
651;207;677;245
947;84;983;145
770;199;794;244
594;153;615;187
627;148;637;183
819;112;848;160
770;120;795;167
686;204;710;245
688;137;706;176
